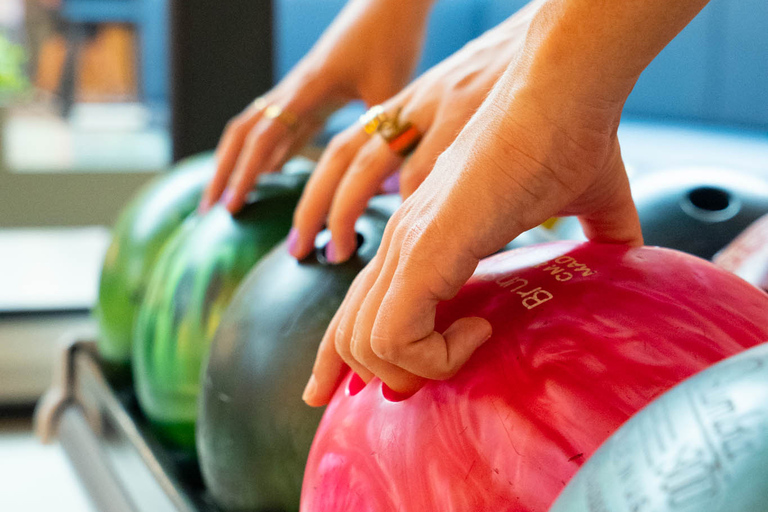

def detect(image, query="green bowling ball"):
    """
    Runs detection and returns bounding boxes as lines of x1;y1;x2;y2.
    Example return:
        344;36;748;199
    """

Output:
197;195;399;511
96;153;214;377
132;168;311;450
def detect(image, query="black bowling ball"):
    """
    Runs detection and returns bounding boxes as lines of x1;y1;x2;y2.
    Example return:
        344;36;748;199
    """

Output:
197;195;399;511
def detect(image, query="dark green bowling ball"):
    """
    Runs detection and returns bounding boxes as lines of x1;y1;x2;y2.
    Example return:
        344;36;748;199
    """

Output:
629;167;768;259
197;195;399;511
96;153;214;376
132;168;312;450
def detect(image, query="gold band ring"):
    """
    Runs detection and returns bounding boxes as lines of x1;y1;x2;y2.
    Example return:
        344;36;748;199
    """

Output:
360;105;422;157
264;104;299;129
251;96;268;111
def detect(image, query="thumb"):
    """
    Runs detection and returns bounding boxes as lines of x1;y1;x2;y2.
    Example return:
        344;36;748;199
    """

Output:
578;157;643;246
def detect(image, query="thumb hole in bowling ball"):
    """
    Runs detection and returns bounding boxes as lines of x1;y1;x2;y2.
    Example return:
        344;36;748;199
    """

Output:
316;232;365;264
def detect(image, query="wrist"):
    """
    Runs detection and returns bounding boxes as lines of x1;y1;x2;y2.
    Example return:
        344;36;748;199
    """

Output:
521;5;639;106
519;0;710;105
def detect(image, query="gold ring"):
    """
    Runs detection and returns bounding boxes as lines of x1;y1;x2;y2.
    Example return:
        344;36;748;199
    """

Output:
359;105;422;157
251;97;268;111
264;104;298;129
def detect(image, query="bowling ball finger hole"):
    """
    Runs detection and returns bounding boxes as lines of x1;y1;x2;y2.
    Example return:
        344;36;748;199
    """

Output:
688;187;730;212
346;373;367;396
317;232;366;264
682;186;740;222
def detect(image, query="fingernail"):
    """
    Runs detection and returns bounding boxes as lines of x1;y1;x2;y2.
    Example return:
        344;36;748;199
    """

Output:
287;228;299;257
382;172;400;194
347;373;367;396
219;188;234;206
197;199;211;215
325;240;339;264
381;384;413;403
302;374;318;403
481;324;493;344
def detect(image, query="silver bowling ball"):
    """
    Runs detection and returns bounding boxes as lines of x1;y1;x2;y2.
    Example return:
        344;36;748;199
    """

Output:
550;342;768;512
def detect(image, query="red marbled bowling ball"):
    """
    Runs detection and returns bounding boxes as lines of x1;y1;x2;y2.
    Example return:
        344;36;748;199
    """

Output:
301;241;768;512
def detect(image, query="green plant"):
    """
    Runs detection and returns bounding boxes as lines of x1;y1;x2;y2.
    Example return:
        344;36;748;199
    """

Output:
0;34;30;103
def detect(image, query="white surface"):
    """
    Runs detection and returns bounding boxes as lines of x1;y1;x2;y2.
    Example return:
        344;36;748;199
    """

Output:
0;419;95;512
0;0;23;26
3;103;170;173
619;119;768;175
0;227;111;312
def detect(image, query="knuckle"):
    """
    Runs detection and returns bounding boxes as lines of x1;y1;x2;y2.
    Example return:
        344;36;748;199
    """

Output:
334;325;352;358
433;362;460;381
370;334;400;363
396;220;428;253
349;336;368;364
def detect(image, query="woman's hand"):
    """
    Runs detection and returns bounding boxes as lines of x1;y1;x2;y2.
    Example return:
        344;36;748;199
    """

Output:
302;68;643;405
288;0;545;262
201;0;436;214
301;0;713;406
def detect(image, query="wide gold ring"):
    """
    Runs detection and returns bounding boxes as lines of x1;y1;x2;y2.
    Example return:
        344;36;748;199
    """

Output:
264;104;299;129
359;105;422;157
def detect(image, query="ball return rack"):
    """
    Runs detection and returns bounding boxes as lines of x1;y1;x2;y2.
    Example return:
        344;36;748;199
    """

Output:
35;336;219;512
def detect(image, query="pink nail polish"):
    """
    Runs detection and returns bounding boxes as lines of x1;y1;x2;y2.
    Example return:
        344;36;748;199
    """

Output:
197;199;211;215
382;172;401;194
325;240;339;263
347;373;367;396
381;384;412;403
287;228;299;257
219;188;234;206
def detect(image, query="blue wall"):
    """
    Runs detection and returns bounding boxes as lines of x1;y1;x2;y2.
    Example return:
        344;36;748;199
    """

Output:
275;0;768;129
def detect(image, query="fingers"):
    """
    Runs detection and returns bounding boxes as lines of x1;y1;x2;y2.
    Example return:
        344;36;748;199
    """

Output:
305;204;490;405
372;308;492;381
291;96;437;262
331;267;379;384
360;223;488;389
304;266;377;406
326;138;401;262
290;128;370;259
204;79;334;214
340;243;425;394
290;127;403;263
202;105;266;212
223;112;304;214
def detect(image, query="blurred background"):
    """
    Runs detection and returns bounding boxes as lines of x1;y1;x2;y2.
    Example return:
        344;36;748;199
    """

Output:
0;0;765;510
